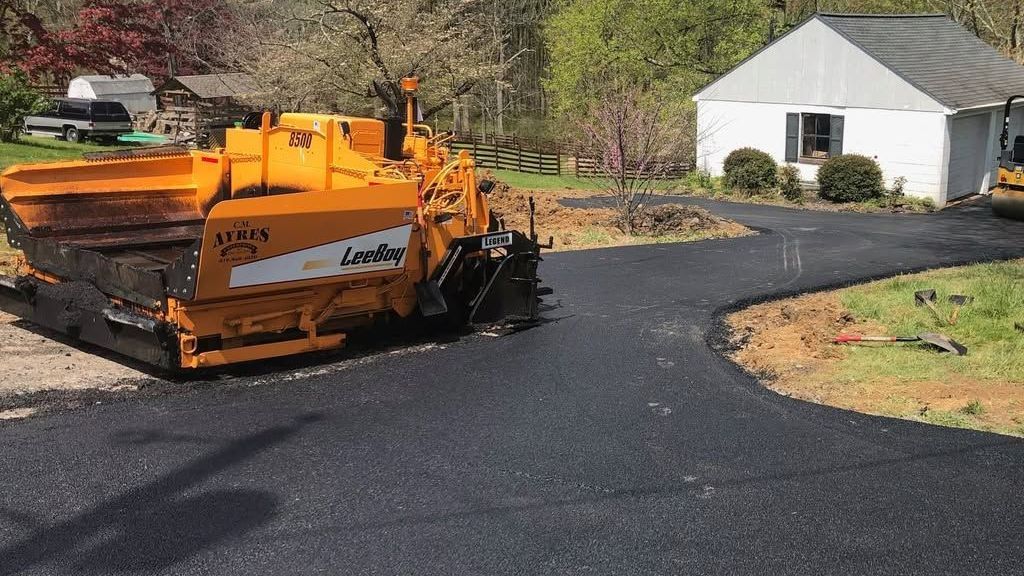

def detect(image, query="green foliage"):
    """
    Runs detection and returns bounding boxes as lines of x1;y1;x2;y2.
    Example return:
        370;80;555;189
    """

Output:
777;164;803;203
961;399;985;416
544;0;770;116
0;73;45;143
0;135;130;171
884;175;907;208
817;154;884;203
722;147;777;193
686;168;714;191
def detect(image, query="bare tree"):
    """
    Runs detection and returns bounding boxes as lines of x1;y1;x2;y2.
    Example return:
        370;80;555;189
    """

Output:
580;87;689;235
226;0;503;120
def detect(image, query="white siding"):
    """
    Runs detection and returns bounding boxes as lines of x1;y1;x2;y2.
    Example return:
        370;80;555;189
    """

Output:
697;100;948;202
696;18;944;113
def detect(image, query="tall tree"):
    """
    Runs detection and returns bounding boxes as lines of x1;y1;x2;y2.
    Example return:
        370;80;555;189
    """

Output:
544;0;770;117
230;0;500;120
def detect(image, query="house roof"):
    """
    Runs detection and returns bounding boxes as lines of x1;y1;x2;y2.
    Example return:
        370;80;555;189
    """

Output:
154;73;258;99
70;74;154;96
817;13;1024;110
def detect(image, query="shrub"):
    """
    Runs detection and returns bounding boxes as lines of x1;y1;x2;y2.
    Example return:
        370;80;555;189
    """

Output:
0;73;45;142
722;147;777;193
777;164;803;203
686;167;714;191
817;154;884;203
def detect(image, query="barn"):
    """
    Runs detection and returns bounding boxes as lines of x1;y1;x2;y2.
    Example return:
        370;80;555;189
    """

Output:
694;13;1024;205
66;74;156;114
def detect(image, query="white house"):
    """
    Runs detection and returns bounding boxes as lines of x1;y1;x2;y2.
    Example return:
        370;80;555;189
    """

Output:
694;13;1024;205
67;74;157;114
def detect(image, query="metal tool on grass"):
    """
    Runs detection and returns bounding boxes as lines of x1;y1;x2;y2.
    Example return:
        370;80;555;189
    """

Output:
833;332;968;355
947;294;973;325
914;289;949;325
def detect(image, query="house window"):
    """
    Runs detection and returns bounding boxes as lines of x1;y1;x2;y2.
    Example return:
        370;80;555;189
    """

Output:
785;112;844;164
802;113;832;160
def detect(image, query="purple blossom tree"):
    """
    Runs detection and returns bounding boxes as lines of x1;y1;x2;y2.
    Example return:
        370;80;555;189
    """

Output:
581;87;689;234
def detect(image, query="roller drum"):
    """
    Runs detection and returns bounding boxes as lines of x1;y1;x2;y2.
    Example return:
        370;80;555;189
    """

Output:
992;187;1024;220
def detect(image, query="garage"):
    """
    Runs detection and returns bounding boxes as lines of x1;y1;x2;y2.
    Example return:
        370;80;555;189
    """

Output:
947;113;991;200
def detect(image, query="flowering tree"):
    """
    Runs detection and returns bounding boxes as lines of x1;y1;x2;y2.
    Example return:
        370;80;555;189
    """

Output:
581;87;689;234
0;0;232;83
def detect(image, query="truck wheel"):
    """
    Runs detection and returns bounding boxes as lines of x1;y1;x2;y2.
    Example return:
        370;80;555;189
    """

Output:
64;127;83;143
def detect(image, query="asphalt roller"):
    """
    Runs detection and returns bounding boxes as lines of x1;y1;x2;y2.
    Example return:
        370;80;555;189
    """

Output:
0;78;548;369
993;95;1024;220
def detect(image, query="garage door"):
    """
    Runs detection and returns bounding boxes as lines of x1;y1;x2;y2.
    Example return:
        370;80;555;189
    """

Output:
948;113;991;201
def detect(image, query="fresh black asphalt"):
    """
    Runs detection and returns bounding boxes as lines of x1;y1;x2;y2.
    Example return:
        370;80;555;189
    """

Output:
2;197;1024;575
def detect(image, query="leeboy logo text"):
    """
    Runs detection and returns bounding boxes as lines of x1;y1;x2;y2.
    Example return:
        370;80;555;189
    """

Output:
340;243;406;268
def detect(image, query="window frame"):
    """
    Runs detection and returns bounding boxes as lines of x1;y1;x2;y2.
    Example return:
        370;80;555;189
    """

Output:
799;112;833;164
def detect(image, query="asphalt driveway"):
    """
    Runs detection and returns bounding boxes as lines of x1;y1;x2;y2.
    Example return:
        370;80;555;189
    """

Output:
2;197;1024;575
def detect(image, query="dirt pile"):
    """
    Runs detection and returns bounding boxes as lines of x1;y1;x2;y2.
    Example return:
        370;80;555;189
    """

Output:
728;292;880;380
487;184;617;245
629;204;749;237
487;183;750;250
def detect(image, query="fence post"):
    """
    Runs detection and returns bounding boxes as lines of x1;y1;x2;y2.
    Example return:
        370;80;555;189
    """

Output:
517;146;523;172
556;146;561;176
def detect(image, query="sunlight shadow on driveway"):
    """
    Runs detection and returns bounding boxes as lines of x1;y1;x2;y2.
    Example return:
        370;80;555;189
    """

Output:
0;412;323;575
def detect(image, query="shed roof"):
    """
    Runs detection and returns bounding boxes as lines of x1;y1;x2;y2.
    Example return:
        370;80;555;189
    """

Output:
817;13;1024;110
154;73;259;99
71;74;155;96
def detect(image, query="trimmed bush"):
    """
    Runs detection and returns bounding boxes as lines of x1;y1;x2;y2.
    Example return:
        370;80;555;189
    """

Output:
722;147;777;193
777;164;803;203
817;154;884;203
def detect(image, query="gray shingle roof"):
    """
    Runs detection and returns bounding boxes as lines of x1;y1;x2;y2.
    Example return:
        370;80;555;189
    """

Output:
818;13;1024;110
154;73;259;100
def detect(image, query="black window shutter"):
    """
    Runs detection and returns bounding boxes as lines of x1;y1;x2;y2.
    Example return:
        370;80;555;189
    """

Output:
829;115;845;157
785;113;799;162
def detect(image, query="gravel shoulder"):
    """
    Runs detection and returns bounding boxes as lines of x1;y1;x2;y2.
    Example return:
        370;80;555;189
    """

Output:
0;311;150;418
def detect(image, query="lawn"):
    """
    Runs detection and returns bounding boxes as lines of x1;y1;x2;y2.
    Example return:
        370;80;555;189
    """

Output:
488;169;688;192
730;260;1024;436
0;135;130;172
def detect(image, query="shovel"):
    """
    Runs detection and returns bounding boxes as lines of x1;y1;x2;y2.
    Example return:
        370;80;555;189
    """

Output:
834;332;968;355
914;289;949;325
947;294;973;325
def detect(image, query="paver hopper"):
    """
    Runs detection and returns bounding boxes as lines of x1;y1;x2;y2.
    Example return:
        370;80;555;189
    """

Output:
0;78;547;369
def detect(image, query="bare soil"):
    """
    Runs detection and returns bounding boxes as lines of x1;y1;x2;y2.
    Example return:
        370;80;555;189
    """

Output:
488;184;750;250
0;311;147;418
727;292;1024;435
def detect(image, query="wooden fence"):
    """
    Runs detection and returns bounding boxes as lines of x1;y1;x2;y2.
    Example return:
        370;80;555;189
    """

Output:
450;132;691;180
568;156;691;180
451;141;562;175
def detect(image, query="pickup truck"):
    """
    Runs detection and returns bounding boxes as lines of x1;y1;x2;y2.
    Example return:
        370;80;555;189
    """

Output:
23;98;133;143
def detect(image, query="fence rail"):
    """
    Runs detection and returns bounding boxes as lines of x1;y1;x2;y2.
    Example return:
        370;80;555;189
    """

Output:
450;131;691;180
451;141;561;175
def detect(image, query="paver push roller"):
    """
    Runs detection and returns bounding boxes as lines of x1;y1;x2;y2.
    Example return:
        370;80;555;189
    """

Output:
0;78;547;369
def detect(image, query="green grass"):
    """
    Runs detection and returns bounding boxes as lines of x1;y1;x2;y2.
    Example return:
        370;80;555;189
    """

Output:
489;170;605;191
0;135;129;172
837;260;1024;384
489;169;688;192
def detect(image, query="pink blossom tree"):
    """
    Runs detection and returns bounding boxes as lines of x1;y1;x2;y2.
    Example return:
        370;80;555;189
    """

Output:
580;87;689;234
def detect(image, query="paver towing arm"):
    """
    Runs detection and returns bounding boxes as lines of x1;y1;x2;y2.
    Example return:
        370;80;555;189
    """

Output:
0;78;548;369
